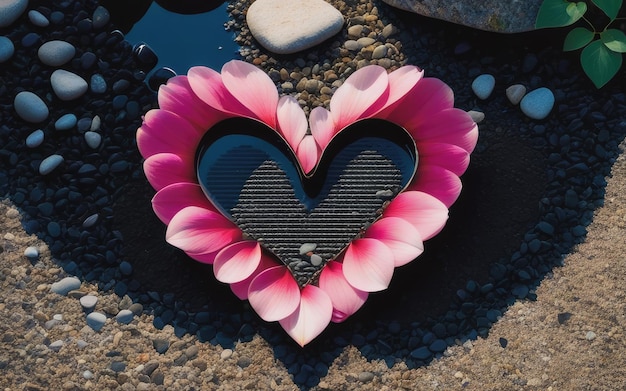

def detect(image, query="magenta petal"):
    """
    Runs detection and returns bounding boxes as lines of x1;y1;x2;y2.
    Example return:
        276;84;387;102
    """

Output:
342;238;395;292
143;153;195;191
309;106;335;151
230;255;279;300
319;261;368;323
276;95;307;152
166;206;242;255
296;135;320;174
413;108;479;153
152;182;217;225
372;65;424;115
221;60;279;128
213;241;262;284
419;142;470;176
158;75;226;130
248;265;300;322
187;66;253;118
383;191;448;241
330;66;389;131
364;217;424;266
185;250;219;265
136;109;202;159
279;285;333;347
409;165;462;208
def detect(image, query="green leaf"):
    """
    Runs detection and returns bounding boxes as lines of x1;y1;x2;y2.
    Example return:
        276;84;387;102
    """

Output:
563;27;595;51
601;29;626;52
581;40;623;88
591;0;622;20
535;0;587;28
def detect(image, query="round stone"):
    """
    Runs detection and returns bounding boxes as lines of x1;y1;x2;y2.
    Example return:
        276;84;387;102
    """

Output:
90;74;107;94
82;214;98;228
116;309;134;324
79;294;98;310
372;45;388;59
92;5;110;29
54;113;77;130
520;87;555;120
299;243;317;255
25;129;44;148
28;10;49;27
344;40;359;51
0;36;14;63
50;276;81;295
471;74;495;100
84;131;101;149
86;312;107;331
356;37;375;47
505;84;527;105
24;246;39;259
0;0;28;28
50;69;88;101
14;91;49;123
37;40;75;66
39;154;64;175
467;110;485;124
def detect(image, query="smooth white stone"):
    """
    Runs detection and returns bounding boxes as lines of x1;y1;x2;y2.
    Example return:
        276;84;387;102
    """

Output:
84;131;101;149
505;84;527;105
471;74;495;100
26;129;44;148
38;40;75;66
86;312;107;331
0;0;28;28
90;115;101;131
39;154;64;175
14;91;49;123
80;294;98;310
467;110;485;124
50;69;88;101
246;0;344;54
28;10;49;27
24;246;39;258
50;276;81;295
310;254;323;266
520;87;555;120
0;36;14;63
299;243;317;255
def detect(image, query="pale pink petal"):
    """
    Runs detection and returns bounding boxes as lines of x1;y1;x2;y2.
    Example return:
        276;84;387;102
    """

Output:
364;217;424;266
248;265;300;322
221;60;279;128
213;241;262;284
408;165;462;208
230;254;279;299
412;108;479;153
279;285;333;347
330;66;389;131
276;95;307;152
309;106;336;151
318;261;368;323
158;75;226;130
342;238;395;292
370;65;424;116
166;206;242;255
187;66;254;118
418;142;470;176
296;135;320;174
152;182;217;224
383;191;448;241
143;153;195;191
136;109;202;159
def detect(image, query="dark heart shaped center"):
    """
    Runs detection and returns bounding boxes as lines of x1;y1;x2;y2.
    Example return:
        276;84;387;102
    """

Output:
196;117;418;287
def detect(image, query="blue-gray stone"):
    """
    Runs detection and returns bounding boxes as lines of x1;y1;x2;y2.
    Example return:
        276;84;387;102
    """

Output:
51;276;81;295
54;113;77;130
471;74;495;100
0;0;28;28
410;346;432;360
116;309;134;324
25;129;44;148
429;339;447;353
28;10;49;27
47;221;61;237
92;6;110;29
528;238;541;253
119;261;132;276
90;74;107;94
153;338;170;354
572;225;587;237
80;294;98;310
82;213;98;228
39;154;64;175
520;87;555;120
21;32;40;47
50;11;64;24
51;70;88;101
77;117;92;131
537;221;554;235
14;91;49;123
112;95;128;110
84;131;101;149
37;40;75;66
512;284;529;299
110;361;126;372
24;246;39;259
86;312;107;331
0;36;14;62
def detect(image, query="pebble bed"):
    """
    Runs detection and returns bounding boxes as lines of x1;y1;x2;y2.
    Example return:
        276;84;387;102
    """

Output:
1;0;626;389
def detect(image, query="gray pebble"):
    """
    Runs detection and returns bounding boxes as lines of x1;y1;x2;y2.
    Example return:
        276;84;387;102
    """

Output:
129;303;143;315
110;361;126;372
382;24;397;38
84;131;101;149
37;40;75;66
14;91;49;123
467;110;485;124
372;45;388;59
119;261;132;276
220;349;232;359
0;36;14;63
24;246;39;258
520;87;554;120
51;276;81;295
116;309;134;324
357;37;375;47
299;243;317;255
585;331;596;341
358;371;375;383
347;24;363;37
77;117;92;131
0;0;28;28
90;74;107;94
344;40;360;51
54;113;77;130
86;312;107;331
471;74;495;100
25;129;44;148
82;370;94;379
92;6;110;29
51;69;88;101
76;340;88;349
153;338;170;354
48;340;63;351
28;10;49;27
82;214;98;228
80;294;98;310
310;254;323;266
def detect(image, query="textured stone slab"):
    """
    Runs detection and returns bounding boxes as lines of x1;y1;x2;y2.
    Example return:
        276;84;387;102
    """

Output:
246;0;344;54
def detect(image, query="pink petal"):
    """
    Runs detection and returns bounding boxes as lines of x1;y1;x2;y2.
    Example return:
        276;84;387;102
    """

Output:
412;108;479;153
187;66;254;118
166;206;242;255
186;250;219;264
143;153;196;191
318;261;368;323
371;65;424;116
309;106;335;151
296;135;320;174
276;95;307;152
279;285;333;347
383;191;448;241
158;75;226;130
408;165;462;208
136;109;202;159
342;238;395;292
230;254;279;299
364;217;424;266
213;241;261;283
248;265;300;322
330;66;389;131
221;60;279;129
152;182;217;224
418;142;470;176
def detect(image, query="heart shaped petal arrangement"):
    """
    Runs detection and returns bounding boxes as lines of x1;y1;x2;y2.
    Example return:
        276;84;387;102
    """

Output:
136;60;478;346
